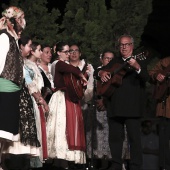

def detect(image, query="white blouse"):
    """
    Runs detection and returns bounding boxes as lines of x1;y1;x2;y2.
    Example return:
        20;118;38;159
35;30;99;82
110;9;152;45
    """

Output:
0;33;10;74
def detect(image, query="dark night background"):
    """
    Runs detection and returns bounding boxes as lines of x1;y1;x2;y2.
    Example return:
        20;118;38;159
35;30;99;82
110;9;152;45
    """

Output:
1;0;170;58
141;0;170;58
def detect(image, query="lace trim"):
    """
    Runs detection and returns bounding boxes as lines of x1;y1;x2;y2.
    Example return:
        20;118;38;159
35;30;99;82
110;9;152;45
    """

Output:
19;82;40;147
27;82;40;94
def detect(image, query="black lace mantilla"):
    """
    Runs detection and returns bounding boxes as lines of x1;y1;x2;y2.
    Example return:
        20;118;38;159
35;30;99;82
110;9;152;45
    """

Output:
19;81;40;147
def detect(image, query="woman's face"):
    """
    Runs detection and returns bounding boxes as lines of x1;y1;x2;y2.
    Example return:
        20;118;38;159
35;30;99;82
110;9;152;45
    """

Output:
69;45;81;62
15;13;26;29
101;52;114;66
32;45;42;59
57;45;70;61
21;39;32;58
41;47;52;64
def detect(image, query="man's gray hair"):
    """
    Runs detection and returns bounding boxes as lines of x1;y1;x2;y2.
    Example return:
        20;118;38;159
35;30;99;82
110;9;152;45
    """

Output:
118;34;134;44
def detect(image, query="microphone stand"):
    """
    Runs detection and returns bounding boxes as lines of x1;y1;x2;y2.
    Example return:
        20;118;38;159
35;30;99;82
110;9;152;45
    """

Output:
88;76;98;170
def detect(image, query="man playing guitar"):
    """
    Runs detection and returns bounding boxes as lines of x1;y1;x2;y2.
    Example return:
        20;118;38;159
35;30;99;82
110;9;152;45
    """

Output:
95;34;149;170
149;57;170;170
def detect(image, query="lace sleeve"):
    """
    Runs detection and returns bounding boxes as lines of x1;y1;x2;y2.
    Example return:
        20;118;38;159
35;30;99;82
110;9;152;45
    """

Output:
27;81;39;94
24;67;40;94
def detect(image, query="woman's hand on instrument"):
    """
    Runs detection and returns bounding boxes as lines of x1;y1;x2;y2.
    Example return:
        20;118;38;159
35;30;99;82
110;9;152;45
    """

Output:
86;64;94;76
99;70;111;82
80;74;88;86
86;64;91;72
156;73;165;82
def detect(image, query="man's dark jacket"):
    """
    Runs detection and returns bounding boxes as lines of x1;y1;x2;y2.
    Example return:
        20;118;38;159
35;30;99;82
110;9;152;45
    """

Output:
95;55;149;118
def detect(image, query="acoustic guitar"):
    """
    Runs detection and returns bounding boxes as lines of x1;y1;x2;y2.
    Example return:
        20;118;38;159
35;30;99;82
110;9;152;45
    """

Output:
153;65;170;101
64;61;88;103
96;52;147;98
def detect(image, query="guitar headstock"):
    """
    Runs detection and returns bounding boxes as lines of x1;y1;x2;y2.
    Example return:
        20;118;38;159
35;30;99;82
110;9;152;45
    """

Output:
134;50;149;61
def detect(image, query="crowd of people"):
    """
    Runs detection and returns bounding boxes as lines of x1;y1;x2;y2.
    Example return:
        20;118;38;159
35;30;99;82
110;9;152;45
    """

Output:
1;5;170;170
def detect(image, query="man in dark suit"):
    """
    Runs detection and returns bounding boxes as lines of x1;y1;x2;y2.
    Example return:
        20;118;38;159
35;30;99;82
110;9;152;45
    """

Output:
96;34;149;170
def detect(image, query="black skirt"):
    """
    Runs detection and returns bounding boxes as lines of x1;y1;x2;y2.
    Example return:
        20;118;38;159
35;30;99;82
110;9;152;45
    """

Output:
0;90;20;137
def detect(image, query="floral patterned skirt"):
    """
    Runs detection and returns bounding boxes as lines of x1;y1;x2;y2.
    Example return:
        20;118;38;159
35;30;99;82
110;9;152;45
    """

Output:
47;91;86;164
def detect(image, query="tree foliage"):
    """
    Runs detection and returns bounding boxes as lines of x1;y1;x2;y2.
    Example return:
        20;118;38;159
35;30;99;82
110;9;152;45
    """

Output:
58;0;152;66
58;0;115;65
1;0;153;66
110;0;153;48
4;0;61;46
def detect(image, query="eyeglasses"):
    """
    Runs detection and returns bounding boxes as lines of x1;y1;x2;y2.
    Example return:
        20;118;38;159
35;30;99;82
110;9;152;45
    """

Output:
119;43;132;48
61;50;70;55
69;49;79;54
103;57;113;60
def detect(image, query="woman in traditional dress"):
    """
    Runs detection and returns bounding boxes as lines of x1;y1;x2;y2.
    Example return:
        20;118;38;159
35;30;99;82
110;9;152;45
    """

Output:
69;43;94;105
6;36;41;153
47;41;87;166
68;43;94;169
85;50;114;169
0;6;26;170
38;44;54;104
24;42;49;168
3;36;42;170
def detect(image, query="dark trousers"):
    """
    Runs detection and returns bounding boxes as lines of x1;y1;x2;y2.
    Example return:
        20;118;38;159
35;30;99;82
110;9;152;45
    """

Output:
159;117;170;170
108;117;142;170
